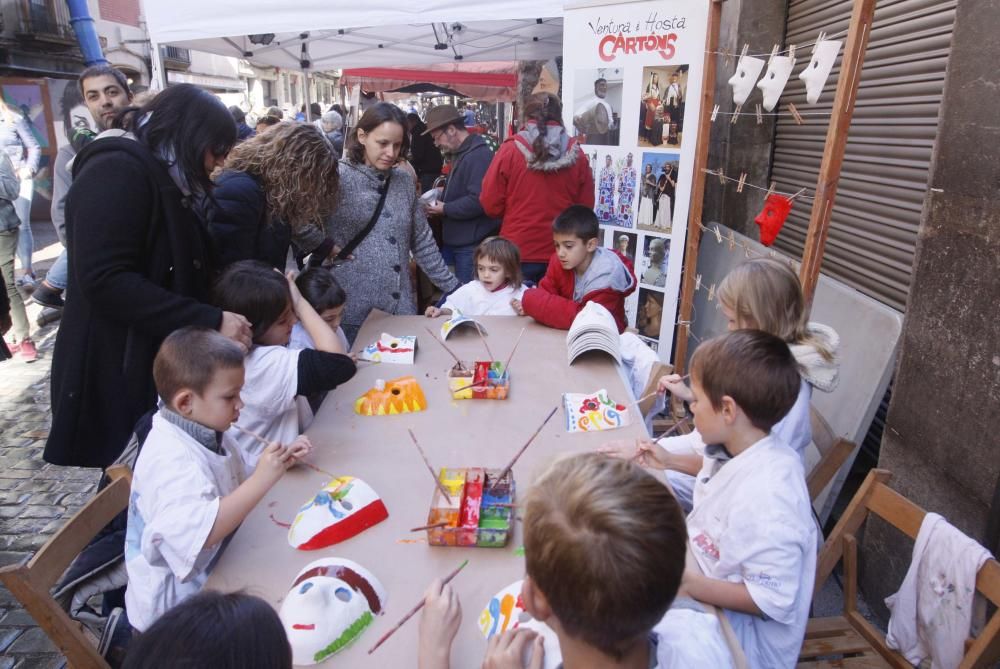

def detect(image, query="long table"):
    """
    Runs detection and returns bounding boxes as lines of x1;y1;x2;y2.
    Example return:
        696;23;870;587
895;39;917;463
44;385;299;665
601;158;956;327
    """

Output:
206;311;651;667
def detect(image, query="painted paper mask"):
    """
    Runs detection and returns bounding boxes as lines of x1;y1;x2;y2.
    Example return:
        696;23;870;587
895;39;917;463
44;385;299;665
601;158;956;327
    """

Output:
757;55;797;111
754;193;793;246
440;312;488;340
288;476;389;550
562;389;630;433
279;557;387;665
478;580;560;669
728;55;766;106
357;333;416;364
799;39;842;104
354;376;427;415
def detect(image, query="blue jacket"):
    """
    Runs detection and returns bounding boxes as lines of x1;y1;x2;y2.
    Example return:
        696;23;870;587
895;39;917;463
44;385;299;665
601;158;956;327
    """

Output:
207;170;292;271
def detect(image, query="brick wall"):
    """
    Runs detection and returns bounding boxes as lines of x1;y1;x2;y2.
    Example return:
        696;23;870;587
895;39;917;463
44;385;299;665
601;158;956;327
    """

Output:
99;0;140;27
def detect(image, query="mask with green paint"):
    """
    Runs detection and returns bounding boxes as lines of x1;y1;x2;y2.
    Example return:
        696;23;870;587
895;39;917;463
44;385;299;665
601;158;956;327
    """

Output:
279;557;388;664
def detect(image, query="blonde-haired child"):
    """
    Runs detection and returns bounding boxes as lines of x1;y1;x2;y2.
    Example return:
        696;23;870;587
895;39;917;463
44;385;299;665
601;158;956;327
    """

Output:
425;237;526;317
622;257;838;510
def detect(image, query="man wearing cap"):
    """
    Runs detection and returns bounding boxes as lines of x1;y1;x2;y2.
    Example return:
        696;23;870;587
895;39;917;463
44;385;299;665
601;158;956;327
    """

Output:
422;105;498;284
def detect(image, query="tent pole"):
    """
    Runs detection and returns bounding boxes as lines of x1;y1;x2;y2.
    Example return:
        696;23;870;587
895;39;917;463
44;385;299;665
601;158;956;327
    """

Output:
304;70;313;122
149;40;167;91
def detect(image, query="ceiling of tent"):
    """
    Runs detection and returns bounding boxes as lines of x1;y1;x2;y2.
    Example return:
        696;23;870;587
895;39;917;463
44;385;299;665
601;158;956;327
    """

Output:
144;2;567;69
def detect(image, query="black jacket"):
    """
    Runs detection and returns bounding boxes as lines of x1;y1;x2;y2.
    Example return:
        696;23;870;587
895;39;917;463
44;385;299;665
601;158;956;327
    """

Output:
208;170;292;271
45;137;222;467
409;123;443;178
441;134;498;247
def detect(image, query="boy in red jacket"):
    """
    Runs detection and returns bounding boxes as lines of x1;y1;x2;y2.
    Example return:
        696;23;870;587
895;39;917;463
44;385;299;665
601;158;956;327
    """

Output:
513;205;636;332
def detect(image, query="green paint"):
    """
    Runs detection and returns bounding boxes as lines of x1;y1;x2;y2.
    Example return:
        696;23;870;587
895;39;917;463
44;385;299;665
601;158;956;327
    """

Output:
312;611;374;662
514;546;526;556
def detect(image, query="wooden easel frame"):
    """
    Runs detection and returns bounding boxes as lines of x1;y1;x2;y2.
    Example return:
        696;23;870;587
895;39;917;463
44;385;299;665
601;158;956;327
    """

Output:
674;0;877;372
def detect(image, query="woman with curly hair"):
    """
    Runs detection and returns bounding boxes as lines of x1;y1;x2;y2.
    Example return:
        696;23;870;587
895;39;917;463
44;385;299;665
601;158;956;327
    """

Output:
208;122;339;270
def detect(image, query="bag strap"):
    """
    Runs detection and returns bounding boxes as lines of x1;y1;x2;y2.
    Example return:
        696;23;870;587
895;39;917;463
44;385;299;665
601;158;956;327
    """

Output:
336;170;392;261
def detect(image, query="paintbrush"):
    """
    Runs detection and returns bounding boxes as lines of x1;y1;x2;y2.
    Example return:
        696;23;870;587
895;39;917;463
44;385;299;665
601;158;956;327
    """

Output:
498;326;526;377
475;322;495;361
229;424;333;477
408;428;453;504
410;521;450;532
635;374;690;405
654;416;691;440
423;326;466;368
367;559;470;654
490;405;559;491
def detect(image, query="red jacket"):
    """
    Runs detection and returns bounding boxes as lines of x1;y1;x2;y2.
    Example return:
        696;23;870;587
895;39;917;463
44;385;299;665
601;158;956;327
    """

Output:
521;249;637;333
479;131;595;263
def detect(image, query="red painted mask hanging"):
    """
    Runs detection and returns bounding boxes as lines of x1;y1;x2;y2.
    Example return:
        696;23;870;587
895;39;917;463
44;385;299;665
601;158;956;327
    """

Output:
754;194;793;246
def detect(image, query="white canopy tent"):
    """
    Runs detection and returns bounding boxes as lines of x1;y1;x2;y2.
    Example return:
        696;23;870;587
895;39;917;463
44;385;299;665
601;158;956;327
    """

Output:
143;2;567;69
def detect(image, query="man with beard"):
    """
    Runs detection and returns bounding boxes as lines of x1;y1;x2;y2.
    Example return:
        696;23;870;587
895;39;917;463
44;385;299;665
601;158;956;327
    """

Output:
35;66;133;309
574;78;617;145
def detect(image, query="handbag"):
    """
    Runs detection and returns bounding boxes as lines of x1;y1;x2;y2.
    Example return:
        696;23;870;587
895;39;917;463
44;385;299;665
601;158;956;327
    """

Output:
334;170;393;262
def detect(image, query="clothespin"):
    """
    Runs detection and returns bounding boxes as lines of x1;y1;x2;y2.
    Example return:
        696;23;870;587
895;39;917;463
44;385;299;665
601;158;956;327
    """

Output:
716;168;726;186
713;225;723;244
744;244;752;258
787;103;804;125
765;181;776;198
739;43;749;60
789;187;808;201
695;273;702;291
710;104;719;122
721;47;733;68
755;104;763;124
731;105;741;124
768;249;778;258
707;283;716;301
736;172;747;193
727;230;736;250
817;31;826;46
768;44;778;64
789;43;796;59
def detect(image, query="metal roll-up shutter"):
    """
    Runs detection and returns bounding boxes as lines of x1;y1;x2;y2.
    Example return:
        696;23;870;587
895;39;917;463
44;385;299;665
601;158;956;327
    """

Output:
770;0;956;312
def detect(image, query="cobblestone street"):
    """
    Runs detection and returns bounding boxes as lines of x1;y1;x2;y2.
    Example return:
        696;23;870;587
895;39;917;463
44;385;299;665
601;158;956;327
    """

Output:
0;227;86;668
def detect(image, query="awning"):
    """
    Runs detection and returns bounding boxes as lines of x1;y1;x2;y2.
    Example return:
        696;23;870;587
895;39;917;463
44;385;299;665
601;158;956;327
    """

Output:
144;2;565;69
342;62;519;101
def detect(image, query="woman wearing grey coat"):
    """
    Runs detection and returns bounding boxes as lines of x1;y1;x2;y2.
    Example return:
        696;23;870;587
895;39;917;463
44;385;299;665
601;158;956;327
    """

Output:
325;103;458;343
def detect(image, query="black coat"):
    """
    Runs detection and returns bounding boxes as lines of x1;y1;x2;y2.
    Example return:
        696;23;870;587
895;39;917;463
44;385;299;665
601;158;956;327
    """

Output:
45;138;223;468
207;170;291;271
440;134;498;247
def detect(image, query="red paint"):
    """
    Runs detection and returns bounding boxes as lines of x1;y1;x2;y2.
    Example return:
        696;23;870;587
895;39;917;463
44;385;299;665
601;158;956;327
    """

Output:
294;500;389;551
291;564;384;614
375;341;413;354
292;623;316;630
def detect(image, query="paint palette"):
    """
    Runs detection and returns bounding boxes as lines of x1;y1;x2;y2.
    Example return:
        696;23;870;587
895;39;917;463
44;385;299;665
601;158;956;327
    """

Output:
448;361;510;400
562;389;630;433
425;468;514;548
478;580;560;669
357;333;416;364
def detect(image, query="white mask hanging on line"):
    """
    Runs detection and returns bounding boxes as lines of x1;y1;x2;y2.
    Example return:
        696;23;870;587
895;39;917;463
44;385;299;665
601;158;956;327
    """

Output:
799;39;842;104
728;55;766;106
757;55;797;111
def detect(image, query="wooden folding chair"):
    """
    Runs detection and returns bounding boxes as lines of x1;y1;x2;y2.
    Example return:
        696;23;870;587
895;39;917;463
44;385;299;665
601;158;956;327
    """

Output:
798;469;1000;668
806;404;856;503
0;465;132;669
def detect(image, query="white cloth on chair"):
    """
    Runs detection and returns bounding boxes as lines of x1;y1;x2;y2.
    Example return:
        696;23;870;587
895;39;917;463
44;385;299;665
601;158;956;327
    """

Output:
885;512;993;668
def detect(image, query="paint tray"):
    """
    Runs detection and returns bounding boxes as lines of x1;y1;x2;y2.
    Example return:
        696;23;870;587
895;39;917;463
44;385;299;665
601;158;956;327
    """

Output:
426;467;515;548
447;361;510;400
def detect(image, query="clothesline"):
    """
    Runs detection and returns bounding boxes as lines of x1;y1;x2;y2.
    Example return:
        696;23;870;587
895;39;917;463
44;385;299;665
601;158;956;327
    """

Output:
705;28;849;60
700;168;816;202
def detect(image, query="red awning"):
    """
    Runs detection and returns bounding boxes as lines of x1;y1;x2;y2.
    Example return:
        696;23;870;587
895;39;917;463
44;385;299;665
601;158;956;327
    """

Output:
342;62;518;102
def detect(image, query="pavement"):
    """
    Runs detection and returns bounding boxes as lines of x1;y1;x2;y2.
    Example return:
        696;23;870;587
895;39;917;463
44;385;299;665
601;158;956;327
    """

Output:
1;223;92;669
0;223;883;668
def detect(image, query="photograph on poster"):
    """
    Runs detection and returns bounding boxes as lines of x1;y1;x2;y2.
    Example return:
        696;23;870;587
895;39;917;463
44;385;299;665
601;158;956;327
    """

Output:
636;65;688;149
593;151;638;228
638;236;671;288
572;68;623;146
608;231;638;264
636;288;664;341
635;152;679;233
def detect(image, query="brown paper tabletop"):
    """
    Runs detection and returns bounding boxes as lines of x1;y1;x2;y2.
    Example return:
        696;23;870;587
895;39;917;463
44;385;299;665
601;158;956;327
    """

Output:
205;311;649;667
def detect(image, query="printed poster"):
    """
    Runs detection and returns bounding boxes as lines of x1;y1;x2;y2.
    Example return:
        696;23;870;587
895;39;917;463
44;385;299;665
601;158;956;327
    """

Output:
563;1;709;359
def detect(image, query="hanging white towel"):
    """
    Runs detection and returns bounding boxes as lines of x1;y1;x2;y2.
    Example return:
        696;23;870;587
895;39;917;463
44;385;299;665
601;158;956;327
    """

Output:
884;512;993;668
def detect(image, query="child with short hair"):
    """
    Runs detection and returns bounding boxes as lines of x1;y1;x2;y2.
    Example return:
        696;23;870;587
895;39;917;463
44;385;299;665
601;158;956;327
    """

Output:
211;260;355;466
418;453;733;668
513;205;636;332
614;257;839;511
125;327;310;632
680;330;816;669
424;237;526;318
122;591;292;669
290;268;350;352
